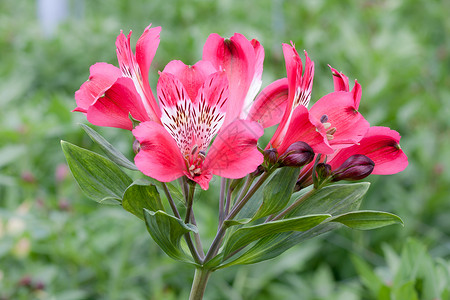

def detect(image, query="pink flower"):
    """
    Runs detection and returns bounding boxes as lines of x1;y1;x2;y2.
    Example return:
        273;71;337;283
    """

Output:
133;61;264;190
249;42;332;155
74;24;161;130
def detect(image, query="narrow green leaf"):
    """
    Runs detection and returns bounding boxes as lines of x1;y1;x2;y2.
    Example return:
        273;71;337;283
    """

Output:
330;210;404;230
122;179;165;220
80;124;138;171
218;183;370;267
61;141;132;203
143;209;197;264
223;218;251;228
290;182;370;217
252;167;301;220
222;214;330;260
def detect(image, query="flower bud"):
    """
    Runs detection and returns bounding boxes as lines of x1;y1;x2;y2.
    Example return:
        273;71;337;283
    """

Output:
281;142;314;167
133;139;141;154
263;148;279;165
250;165;265;177
316;163;332;179
332;154;374;181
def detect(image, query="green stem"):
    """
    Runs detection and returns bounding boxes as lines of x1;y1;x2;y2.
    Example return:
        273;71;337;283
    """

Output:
189;268;212;300
203;171;271;263
218;178;227;225
161;182;181;219
184;182;202;264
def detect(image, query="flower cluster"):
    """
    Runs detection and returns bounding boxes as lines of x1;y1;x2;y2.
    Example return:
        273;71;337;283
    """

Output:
74;24;408;190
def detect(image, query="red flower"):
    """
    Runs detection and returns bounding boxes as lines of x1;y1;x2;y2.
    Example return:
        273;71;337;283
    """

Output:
249;42;333;155
74;24;161;130
133;61;263;190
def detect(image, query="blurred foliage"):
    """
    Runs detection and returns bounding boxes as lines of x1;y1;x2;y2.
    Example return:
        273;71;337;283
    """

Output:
0;0;449;299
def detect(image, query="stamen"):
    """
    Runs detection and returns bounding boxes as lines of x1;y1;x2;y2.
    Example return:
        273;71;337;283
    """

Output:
326;134;334;140
322;122;331;130
326;127;337;135
320;114;329;123
191;144;198;155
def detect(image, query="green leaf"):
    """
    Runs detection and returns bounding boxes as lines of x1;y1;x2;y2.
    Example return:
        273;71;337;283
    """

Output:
143;209;197;264
223;218;251;228
290;182;370;217
218;183;370;268
330;210;404;230
122;179;165;220
61;141;132;203
80;124;138;171
222;214;330;260
252;167;301;220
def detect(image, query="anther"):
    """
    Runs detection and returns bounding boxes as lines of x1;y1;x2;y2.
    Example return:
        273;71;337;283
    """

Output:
320;114;329;123
326;127;337;135
191;145;198;155
198;150;206;160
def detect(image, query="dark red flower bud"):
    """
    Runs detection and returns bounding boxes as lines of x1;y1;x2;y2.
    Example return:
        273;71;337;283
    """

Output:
263;148;279;165
281;142;314;167
316;163;332;179
251;165;265;177
332;154;374;181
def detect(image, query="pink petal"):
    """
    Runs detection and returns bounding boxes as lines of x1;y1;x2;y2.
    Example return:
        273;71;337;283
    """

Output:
193;71;229;150
351;80;362;110
329;66;361;109
203;33;256;126
276;105;333;155
329;65;350;92
87;77;150;130
163;60;216;102
191;171;213;190
133;121;186;182
116;28;160;121
309;91;369;149
282;44;314;110
203;120;264;179
157;72;196;154
329;127;408;175
74;62;121;113
240;39;265;118
135;24;161;90
247;78;289;128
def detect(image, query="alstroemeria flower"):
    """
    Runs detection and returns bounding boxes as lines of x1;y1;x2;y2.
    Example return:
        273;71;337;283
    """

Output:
133;61;264;190
253;43;333;155
74;24;161;130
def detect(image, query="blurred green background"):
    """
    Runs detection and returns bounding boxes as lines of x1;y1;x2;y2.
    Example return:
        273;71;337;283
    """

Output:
1;0;449;299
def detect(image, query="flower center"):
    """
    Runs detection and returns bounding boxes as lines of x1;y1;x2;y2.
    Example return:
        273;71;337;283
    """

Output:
320;114;337;141
185;145;206;177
